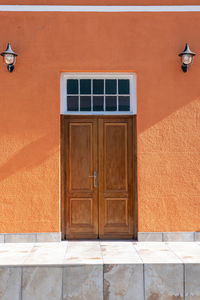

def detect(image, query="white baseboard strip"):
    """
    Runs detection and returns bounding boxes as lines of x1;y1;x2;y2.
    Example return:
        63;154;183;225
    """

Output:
0;232;199;242
0;5;200;12
0;232;61;243
138;232;200;242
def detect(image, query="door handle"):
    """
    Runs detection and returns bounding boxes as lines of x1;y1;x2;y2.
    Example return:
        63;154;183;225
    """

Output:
89;171;98;187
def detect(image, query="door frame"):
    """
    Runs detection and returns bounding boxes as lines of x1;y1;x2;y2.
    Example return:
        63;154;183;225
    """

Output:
60;115;138;240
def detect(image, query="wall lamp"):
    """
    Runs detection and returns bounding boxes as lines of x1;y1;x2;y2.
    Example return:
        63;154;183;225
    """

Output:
0;43;18;72
179;43;195;73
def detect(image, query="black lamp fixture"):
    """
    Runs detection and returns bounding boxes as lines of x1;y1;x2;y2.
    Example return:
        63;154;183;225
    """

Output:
0;43;18;72
179;43;195;73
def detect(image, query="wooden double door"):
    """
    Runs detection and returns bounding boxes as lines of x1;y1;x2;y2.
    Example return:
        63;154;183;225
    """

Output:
61;115;136;239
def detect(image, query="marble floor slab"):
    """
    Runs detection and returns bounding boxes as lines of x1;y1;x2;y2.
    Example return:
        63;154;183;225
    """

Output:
133;242;182;263
64;241;102;264
0;267;21;300
22;266;63;300
144;263;184;300
63;264;103;300
167;242;200;263
101;241;142;264
0;243;34;266
23;242;68;265
104;264;144;300
185;264;200;300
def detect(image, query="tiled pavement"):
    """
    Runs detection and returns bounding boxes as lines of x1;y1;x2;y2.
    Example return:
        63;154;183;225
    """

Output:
0;241;200;299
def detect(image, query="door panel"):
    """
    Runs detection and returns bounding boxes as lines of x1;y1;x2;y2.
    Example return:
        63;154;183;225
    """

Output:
104;123;128;192
99;117;134;239
69;123;93;191
64;118;98;239
105;198;128;225
70;198;92;225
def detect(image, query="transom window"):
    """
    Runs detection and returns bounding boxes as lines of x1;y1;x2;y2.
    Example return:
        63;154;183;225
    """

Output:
60;74;136;115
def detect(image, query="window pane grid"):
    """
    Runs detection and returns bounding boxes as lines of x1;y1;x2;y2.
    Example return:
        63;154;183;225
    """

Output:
66;78;131;113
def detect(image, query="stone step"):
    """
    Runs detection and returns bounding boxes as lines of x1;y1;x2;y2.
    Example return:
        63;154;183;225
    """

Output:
0;241;199;299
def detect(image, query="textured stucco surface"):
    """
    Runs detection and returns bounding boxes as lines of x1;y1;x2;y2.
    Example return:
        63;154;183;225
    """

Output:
139;100;200;231
0;12;200;232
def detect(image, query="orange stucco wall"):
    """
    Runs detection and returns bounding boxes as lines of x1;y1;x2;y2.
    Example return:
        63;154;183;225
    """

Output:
0;11;200;233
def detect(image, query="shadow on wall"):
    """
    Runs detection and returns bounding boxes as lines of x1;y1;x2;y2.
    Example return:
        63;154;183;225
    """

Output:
0;133;58;182
137;60;200;134
138;97;200;232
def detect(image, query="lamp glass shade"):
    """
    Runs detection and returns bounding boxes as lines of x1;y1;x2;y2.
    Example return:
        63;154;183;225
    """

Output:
4;53;15;65
182;54;193;65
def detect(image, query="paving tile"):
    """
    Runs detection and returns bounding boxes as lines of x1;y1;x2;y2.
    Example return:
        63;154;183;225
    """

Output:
23;242;68;265
144;264;184;300
133;242;182;263
22;267;62;300
36;232;61;242
163;232;194;242
138;232;163;242
185;264;200;300
5;234;36;243
0;267;21;300
63;264;103;300
101;241;142;264
64;241;102;264
104;264;144;300
167;242;200;263
0;243;34;266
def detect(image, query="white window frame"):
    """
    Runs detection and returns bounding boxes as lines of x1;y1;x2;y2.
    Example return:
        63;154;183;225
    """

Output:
60;73;137;115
